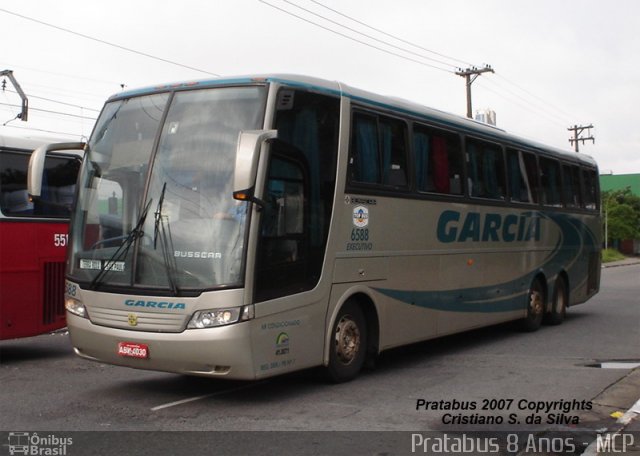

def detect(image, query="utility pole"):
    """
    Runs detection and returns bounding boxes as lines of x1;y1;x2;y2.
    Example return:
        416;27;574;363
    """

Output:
567;124;595;152
0;70;28;121
456;65;494;119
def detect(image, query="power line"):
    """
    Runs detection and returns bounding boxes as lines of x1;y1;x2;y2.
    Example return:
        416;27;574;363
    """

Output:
0;7;220;77
309;0;474;68
261;0;497;114
29;93;101;112
474;80;568;129
0;102;97;121
258;0;454;74
279;0;460;70
477;79;572;127
3;88;101;112
263;1;587;132
493;74;578;124
0;61;122;86
1;124;84;138
24;81;110;102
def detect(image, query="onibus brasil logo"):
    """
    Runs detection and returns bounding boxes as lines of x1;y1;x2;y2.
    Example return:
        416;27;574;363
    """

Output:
5;432;72;455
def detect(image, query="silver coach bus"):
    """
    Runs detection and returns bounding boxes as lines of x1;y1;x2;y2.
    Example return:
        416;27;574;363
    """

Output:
62;75;601;382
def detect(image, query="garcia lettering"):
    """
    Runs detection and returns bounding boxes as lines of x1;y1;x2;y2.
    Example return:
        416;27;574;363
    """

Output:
124;299;186;310
437;210;542;243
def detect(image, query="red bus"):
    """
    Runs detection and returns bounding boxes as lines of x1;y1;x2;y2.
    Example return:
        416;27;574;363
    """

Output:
0;135;83;339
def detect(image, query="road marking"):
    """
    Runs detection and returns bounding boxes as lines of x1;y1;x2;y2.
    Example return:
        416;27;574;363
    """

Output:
151;381;266;411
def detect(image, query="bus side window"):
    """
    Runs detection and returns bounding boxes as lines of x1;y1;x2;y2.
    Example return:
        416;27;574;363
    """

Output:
0;151;33;215
413;125;463;195
562;164;582;208
349;111;408;189
507;149;533;203
37;155;81;217
521;152;540;203
582;168;598;210
350;113;380;184
379;117;408;187
466;138;506;200
540;158;563;207
0;151;80;217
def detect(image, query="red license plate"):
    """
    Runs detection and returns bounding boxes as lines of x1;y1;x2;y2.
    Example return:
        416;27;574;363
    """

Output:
117;342;149;359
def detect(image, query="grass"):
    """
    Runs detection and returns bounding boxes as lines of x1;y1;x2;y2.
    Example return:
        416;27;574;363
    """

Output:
602;248;626;263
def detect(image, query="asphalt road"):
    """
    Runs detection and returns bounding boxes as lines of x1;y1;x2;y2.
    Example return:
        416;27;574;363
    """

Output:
1;264;638;455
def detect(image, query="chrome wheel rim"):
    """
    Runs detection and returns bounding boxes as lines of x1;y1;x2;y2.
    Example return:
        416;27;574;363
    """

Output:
530;289;544;317
334;315;361;365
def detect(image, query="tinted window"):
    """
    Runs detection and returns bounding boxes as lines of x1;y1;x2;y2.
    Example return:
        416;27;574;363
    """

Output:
0;150;80;218
522;152;540;204
255;90;340;301
540;157;563;207
414;125;463;195
466;139;506;200
582;168;599;210
349;112;408;188
507;149;535;203
350;113;379;184
562;164;582;208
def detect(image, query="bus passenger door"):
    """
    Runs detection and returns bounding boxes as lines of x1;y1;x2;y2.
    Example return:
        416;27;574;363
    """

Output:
249;88;340;378
254;144;310;301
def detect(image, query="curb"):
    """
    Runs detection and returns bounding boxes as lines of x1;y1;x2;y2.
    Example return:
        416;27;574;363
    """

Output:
582;370;640;455
601;260;640;269
582;401;640;455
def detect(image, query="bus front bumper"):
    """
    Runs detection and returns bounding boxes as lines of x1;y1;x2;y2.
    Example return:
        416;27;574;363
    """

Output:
67;312;257;380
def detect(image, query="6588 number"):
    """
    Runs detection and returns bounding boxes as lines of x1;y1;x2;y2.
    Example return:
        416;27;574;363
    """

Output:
350;228;369;241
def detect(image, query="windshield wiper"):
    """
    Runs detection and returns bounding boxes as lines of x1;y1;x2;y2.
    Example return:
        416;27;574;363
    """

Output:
153;182;167;249
90;198;153;290
153;182;179;295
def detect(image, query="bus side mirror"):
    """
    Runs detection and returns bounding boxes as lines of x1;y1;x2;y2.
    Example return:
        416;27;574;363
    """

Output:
28;142;86;198
233;130;277;201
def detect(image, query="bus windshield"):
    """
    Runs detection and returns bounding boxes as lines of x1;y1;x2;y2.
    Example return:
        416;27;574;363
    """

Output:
69;86;267;293
1;150;80;218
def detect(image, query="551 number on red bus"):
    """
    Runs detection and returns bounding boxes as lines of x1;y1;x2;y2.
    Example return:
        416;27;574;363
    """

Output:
54;233;68;247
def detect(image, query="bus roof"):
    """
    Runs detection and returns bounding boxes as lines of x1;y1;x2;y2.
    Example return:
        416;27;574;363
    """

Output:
112;74;598;169
0;134;66;151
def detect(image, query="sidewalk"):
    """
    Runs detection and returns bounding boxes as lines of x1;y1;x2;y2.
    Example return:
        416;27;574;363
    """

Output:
602;257;640;268
581;256;640;453
583;398;640;454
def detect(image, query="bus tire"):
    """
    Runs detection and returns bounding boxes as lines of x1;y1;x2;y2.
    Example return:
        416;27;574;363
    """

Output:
546;276;567;325
520;279;544;332
326;301;367;383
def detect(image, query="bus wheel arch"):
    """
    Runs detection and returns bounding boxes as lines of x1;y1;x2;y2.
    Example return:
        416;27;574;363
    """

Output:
520;274;546;332
325;293;379;382
545;272;568;325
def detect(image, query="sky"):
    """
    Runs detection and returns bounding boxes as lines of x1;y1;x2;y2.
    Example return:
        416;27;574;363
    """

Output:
1;0;639;174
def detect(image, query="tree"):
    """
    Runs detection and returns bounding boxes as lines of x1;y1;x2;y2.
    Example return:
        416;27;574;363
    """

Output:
602;187;640;247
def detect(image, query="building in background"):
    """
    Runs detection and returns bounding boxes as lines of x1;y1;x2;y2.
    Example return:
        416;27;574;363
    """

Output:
600;173;640;195
474;109;497;126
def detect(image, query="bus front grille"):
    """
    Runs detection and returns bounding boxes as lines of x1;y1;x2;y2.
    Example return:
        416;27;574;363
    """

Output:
43;261;66;325
89;307;187;333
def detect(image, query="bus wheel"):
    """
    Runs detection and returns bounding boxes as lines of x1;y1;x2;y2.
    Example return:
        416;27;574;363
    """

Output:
546;277;567;325
520;279;544;332
326;302;367;383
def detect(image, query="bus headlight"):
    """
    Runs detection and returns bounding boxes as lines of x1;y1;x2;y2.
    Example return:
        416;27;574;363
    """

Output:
65;297;88;319
188;305;254;329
